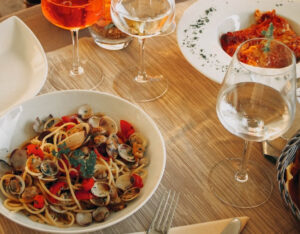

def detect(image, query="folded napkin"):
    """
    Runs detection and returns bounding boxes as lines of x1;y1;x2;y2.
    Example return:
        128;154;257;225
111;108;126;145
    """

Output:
129;216;249;234
0;106;23;158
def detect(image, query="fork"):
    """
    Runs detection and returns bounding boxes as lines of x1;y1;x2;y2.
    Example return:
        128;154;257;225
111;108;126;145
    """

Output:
147;190;180;234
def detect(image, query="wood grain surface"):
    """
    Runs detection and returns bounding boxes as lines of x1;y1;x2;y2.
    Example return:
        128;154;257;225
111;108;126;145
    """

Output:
0;1;300;233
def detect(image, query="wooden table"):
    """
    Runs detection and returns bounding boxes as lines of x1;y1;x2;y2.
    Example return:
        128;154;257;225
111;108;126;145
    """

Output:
0;1;299;233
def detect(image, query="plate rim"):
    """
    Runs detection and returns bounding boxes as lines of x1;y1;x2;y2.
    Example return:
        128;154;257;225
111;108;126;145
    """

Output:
176;0;300;84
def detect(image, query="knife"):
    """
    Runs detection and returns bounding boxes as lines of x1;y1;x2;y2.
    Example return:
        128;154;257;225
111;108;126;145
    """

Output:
220;218;241;234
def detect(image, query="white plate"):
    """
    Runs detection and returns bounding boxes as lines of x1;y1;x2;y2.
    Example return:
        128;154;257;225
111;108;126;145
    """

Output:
177;0;300;84
0;90;166;233
0;16;47;115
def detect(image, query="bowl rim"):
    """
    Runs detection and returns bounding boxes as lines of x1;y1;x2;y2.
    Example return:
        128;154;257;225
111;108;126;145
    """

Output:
277;130;300;220
0;90;166;233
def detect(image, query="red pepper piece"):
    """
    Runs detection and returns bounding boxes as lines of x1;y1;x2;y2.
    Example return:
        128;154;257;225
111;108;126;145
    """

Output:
55;114;79;127
48;181;67;203
82;178;95;191
26;144;44;159
94;147;109;162
58;159;69;169
75;190;93;200
131;173;143;188
62;115;79;124
120;120;135;139
33;194;45;209
69;168;79;178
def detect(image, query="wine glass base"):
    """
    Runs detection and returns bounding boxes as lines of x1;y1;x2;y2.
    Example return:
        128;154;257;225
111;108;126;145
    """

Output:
113;67;168;102
208;158;273;208
48;59;103;90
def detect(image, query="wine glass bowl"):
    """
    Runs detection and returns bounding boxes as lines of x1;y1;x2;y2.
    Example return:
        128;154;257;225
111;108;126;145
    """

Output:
41;0;104;90
209;38;296;208
110;0;175;102
41;0;102;30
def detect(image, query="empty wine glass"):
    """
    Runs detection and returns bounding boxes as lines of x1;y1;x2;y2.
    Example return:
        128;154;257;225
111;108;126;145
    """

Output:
111;0;175;102
209;38;297;208
41;0;104;90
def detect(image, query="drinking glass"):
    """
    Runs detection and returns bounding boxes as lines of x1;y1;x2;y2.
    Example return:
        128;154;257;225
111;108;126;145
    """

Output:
89;0;132;50
110;0;175;102
41;0;103;90
209;38;297;208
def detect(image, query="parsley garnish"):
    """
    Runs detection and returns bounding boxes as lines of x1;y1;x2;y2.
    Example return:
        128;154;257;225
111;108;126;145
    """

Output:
69;150;96;178
52;142;71;158
262;23;274;52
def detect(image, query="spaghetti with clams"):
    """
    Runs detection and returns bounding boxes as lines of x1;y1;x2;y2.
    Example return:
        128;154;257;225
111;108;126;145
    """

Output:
0;105;148;227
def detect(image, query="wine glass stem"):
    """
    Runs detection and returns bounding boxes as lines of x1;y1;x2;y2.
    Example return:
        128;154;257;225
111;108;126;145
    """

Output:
235;140;253;183
70;29;83;76
136;38;147;82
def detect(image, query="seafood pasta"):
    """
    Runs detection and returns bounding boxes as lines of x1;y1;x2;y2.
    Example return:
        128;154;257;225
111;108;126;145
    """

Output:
0;105;148;227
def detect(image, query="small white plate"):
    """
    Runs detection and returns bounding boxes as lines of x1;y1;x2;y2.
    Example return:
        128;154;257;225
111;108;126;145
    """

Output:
177;0;300;84
0;16;47;115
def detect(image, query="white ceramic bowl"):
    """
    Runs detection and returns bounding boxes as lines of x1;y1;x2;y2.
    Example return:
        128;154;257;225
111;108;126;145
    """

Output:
0;16;48;116
0;90;166;233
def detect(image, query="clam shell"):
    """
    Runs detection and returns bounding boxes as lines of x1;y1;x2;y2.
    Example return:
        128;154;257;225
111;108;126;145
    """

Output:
92;207;109;222
78;104;93;120
91;182;110;198
99;116;118;135
118;144;135;163
7;175;25;195
10;149;27;172
106;134;119;158
61;131;85;150
116;174;132;191
40;160;58;177
121;187;140;201
129;133;147;148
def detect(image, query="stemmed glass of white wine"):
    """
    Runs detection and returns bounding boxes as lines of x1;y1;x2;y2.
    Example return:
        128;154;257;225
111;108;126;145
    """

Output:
209;38;297;208
111;0;175;102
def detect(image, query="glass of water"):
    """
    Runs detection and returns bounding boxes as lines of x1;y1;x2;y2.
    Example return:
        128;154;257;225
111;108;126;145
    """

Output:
209;38;297;208
111;0;175;102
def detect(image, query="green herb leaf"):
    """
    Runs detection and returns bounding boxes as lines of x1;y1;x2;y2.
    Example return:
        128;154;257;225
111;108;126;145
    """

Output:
69;150;97;178
52;142;71;159
262;23;274;52
261;23;274;39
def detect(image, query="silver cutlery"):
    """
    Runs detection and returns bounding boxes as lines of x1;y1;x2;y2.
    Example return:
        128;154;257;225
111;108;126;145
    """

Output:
147;190;180;234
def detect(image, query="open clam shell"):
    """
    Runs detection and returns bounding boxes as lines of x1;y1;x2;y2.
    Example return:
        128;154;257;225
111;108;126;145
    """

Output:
7;175;25;195
78;104;93;120
99;116;118;135
116;174;132;191
129;133;148;148
93;164;108;180
61;131;86;150
118;144;135;163
106;134;119;158
91;182;110;198
121;187;140;201
40;160;58;177
93;207;109;222
10;149;27;172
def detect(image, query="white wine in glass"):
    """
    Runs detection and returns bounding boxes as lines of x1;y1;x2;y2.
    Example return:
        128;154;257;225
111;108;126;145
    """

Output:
209;38;297;208
111;0;175;102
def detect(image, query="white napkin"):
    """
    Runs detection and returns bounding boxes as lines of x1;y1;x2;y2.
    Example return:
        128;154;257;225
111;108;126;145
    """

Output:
0;106;23;159
128;216;249;234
